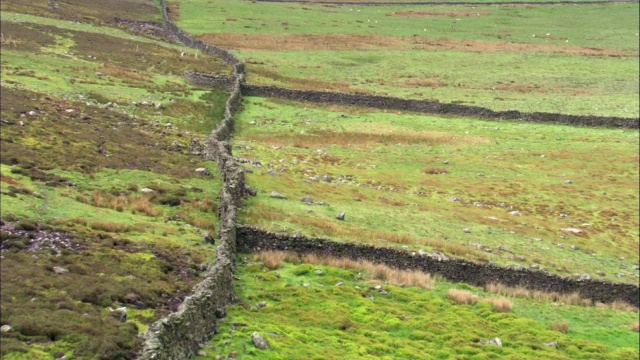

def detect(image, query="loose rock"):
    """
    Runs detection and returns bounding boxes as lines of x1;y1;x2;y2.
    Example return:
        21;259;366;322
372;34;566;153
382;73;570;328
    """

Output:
251;332;271;350
53;266;69;275
0;325;11;333
336;212;346;221
270;191;287;199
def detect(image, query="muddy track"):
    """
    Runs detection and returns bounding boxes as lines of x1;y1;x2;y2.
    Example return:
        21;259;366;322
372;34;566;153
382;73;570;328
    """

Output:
254;0;639;6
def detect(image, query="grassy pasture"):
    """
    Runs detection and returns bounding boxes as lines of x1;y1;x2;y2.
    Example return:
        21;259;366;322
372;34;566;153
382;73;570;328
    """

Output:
174;0;640;117
234;97;639;283
200;253;639;359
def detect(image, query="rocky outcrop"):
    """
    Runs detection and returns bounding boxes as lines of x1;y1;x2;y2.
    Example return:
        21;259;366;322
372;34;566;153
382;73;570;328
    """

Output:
236;225;640;307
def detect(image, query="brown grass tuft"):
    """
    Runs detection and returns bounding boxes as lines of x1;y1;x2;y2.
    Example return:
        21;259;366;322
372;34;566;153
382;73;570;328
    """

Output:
99;63;147;82
631;322;640;332
482;282;637;310
447;289;479;305
422;168;449;175
90;221;128;233
550;321;570;334
256;251;288;270
484;298;514;312
130;196;160;217
189;217;216;232
258;251;435;289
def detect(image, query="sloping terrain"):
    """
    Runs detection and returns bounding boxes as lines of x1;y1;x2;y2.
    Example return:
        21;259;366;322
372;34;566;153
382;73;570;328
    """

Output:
1;0;638;359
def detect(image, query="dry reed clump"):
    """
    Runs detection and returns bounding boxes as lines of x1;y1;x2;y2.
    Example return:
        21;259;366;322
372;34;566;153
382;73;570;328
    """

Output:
630;322;640;332
256;251;289;270
129;196;160;217
483;298;514;312
483;282;636;310
446;289;479;305
549;321;570;334
253;251;435;289
301;253;435;290
188;217;216;232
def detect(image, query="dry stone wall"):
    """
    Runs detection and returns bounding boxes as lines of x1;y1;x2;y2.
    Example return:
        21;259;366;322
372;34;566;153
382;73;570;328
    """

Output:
137;1;246;359
236;225;640;307
242;85;639;128
140;1;639;358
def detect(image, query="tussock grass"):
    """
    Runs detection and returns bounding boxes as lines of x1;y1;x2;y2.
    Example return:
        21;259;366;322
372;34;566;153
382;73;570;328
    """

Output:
631;322;640;332
550;321;570;334
255;251;435;289
484;282;637;311
446;289;479;305
483;297;514;312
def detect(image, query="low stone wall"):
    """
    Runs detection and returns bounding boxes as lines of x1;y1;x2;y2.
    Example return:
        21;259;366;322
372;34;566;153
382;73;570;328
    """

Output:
236;225;640;307
242;85;639;128
185;71;233;91
138;1;246;359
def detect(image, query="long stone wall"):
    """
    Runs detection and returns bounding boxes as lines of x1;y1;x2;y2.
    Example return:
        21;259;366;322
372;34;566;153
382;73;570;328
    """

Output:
137;1;247;359
242;85;639;128
236;225;640;307
140;1;639;358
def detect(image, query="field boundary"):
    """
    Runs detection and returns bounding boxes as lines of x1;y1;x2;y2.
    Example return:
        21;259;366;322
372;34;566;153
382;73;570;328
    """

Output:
137;1;247;359
237;225;640;307
253;0;639;6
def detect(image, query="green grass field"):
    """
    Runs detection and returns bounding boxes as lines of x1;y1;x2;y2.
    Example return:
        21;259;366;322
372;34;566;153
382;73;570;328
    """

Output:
173;0;639;117
233;96;639;283
1;0;638;358
201;253;639;359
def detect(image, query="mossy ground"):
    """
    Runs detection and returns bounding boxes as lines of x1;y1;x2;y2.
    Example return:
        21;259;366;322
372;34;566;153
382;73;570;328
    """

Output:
0;1;229;357
201;255;639;359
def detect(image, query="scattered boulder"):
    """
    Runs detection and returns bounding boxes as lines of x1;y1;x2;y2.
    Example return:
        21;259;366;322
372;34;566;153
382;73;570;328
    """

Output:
53;267;69;275
561;228;582;234
336;212;346;221
480;338;502;346
596;270;606;276
267;170;280;177
509;211;521;216
270;191;287;199
109;307;127;322
544;341;558;347
463;228;471;233
255;302;268;310
195;168;211;176
314;270;324;275
564;180;573;184
577;274;591;281
335;282;345;286
202;231;215;244
140;188;154;194
251;332;271;350
0;325;11;333
300;196;314;204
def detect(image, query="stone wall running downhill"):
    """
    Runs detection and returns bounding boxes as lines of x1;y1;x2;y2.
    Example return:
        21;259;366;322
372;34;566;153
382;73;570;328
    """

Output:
241;85;639;128
139;1;639;358
236;225;640;307
137;1;247;359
